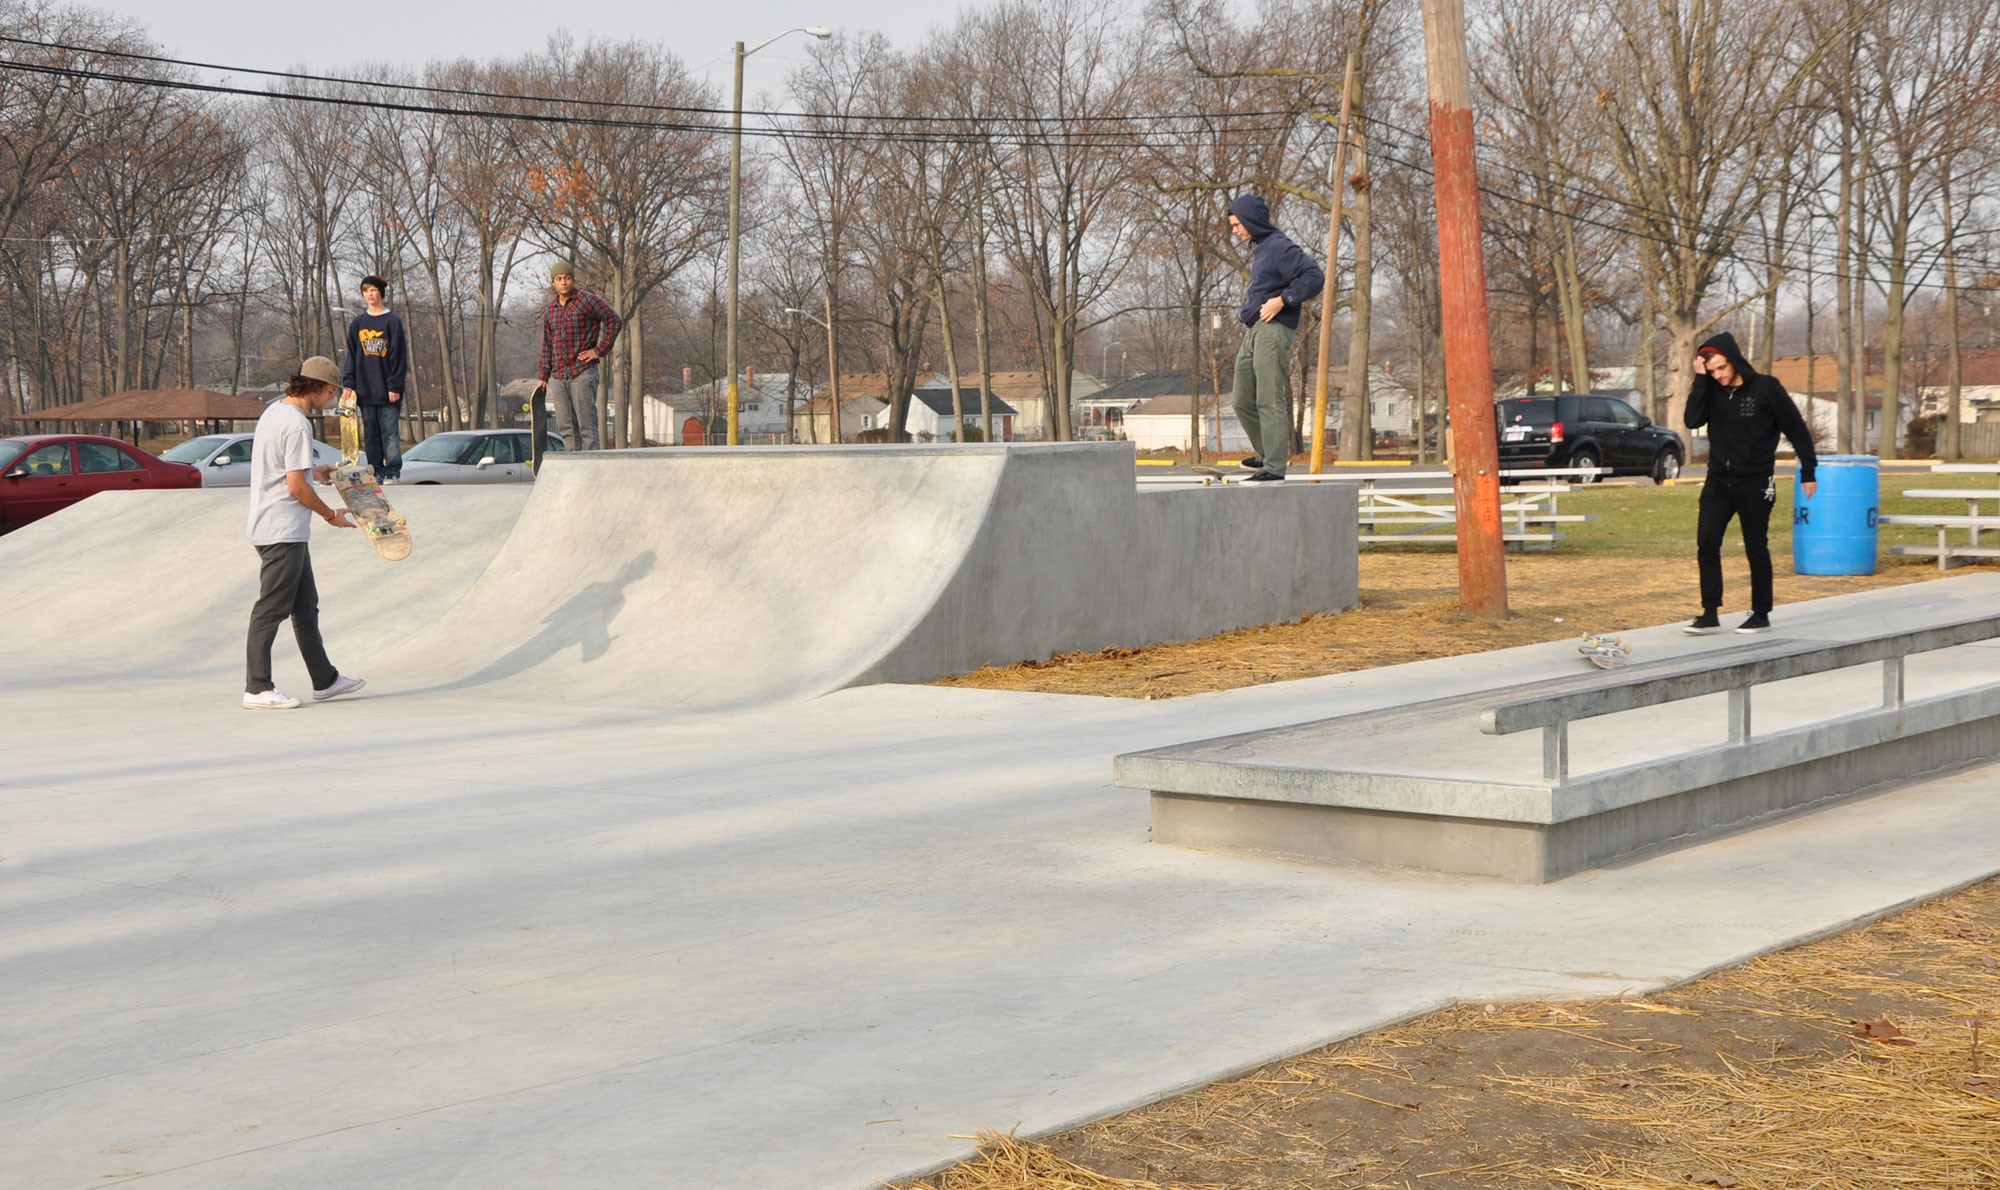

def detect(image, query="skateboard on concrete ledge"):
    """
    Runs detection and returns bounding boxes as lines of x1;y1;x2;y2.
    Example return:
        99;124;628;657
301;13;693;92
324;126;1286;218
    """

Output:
1190;464;1234;486
530;382;548;475
1578;633;1631;669
334;392;412;562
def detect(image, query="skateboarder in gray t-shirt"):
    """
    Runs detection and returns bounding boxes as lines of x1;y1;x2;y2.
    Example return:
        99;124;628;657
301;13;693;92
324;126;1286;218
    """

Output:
243;356;366;709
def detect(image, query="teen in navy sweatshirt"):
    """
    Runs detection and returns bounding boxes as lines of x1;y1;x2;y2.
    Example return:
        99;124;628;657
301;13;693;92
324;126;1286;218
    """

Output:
339;274;409;481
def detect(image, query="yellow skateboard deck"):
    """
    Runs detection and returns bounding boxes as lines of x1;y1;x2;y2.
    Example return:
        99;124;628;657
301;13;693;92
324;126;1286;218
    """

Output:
335;393;412;561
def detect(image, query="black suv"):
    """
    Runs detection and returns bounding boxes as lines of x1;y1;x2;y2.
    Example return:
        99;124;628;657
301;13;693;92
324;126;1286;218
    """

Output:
1495;393;1684;483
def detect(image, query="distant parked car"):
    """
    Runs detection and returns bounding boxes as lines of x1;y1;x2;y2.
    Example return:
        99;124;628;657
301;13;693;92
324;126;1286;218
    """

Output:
0;434;202;532
398;429;567;484
161;432;344;487
1495;394;1684;484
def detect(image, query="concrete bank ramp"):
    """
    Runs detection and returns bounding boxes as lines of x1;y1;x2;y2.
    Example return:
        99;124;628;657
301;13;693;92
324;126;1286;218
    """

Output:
1;444;1356;711
393;443;1357;710
0;485;530;686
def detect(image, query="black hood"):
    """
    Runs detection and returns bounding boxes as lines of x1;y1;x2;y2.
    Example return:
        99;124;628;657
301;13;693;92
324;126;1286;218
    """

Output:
1698;331;1757;382
1227;194;1277;241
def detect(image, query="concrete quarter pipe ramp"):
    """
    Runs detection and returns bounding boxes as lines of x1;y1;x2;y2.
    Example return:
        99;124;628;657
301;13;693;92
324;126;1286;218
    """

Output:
0;443;1357;710
400;443;1358;709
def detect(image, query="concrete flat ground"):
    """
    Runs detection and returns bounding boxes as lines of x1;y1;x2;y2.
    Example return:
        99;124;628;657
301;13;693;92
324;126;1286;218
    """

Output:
3;574;1996;1187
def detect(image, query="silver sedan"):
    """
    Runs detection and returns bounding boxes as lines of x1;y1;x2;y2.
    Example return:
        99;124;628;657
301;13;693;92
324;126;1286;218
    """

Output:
162;433;344;487
398;430;568;484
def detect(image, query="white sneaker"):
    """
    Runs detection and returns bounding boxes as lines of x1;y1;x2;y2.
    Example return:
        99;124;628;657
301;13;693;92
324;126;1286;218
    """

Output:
312;675;367;702
243;689;302;710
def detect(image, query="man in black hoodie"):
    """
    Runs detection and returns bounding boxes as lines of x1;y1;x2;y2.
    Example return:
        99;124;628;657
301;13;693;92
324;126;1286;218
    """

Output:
1683;331;1818;635
1226;195;1325;481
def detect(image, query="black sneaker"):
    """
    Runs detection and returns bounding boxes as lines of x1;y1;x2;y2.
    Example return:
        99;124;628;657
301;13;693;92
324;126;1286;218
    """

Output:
1239;457;1264;470
1683;612;1723;635
1735;612;1772;634
1243;471;1285;483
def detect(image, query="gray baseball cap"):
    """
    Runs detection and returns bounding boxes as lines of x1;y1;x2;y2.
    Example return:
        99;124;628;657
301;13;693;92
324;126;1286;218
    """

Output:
300;356;341;387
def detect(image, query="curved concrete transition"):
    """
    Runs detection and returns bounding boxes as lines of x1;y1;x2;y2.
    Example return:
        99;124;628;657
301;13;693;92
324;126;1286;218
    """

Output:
0;443;1356;710
396;443;1358;710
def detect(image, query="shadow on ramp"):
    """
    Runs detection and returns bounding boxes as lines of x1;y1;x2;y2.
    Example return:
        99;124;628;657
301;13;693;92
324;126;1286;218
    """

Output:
413;551;657;695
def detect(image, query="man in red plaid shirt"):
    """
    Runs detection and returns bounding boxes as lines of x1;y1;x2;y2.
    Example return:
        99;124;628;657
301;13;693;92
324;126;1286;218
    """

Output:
538;260;620;450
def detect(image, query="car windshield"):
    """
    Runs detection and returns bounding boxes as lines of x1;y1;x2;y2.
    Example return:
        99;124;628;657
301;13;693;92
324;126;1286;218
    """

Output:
404;436;473;463
1497;399;1556;427
0;440;25;472
161;435;230;463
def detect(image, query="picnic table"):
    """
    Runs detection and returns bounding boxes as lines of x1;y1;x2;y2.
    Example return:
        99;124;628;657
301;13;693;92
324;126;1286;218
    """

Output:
1879;463;2000;571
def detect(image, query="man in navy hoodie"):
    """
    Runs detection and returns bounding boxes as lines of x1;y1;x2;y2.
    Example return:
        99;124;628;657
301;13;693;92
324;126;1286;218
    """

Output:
1683;331;1818;635
1226;195;1325;481
339;274;409;483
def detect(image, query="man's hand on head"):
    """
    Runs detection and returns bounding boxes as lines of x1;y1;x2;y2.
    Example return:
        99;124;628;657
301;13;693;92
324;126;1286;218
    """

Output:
1692;353;1709;376
1259;297;1285;323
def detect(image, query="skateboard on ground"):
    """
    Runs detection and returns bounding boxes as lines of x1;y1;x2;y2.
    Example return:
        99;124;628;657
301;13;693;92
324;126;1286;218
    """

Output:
334;392;412;562
1578;633;1631;669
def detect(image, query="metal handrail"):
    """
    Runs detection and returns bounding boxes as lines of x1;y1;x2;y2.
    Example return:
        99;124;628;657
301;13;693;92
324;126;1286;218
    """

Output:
1479;614;2000;783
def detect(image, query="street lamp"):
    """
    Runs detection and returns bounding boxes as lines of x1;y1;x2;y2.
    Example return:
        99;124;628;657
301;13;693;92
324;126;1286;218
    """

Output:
784;304;840;445
727;25;833;446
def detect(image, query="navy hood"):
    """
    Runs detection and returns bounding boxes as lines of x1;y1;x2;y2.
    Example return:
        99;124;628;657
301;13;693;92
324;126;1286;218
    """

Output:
1228;194;1277;240
1697;331;1757;382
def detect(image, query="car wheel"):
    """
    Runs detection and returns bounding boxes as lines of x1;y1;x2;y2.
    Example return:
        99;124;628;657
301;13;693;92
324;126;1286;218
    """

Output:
1571;447;1602;484
1651;449;1682;485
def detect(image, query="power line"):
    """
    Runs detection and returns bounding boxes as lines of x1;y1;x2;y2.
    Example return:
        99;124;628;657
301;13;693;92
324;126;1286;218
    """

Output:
1351;106;2000;285
0;33;1315;130
0;55;1319;150
1364;141;1999;297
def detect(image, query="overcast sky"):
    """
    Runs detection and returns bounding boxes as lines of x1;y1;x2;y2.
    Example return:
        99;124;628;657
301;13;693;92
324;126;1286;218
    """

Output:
93;0;972;100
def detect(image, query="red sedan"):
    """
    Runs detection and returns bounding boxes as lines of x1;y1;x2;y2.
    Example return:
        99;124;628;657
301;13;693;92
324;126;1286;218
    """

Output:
0;434;202;533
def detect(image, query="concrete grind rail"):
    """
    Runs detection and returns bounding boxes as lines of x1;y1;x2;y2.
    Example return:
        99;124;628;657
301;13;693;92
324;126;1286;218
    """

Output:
3;452;1998;1189
1119;596;2000;881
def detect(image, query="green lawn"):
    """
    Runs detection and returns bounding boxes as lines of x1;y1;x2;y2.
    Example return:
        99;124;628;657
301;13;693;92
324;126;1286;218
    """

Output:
1560;473;1996;564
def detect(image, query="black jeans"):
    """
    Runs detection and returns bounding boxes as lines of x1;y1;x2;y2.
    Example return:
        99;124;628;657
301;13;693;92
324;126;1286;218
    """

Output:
361;402;402;479
1697;477;1775;614
246;542;339;694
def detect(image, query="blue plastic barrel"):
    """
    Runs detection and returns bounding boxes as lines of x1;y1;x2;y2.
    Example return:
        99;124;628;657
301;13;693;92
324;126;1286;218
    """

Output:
1792;454;1879;575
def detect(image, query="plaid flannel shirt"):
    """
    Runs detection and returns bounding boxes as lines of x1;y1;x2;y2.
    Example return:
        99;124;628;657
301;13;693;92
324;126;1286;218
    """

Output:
538;289;621;381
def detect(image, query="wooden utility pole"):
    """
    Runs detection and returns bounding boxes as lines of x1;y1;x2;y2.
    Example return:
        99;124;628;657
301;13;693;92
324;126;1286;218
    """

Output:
1309;54;1359;475
1420;0;1507;619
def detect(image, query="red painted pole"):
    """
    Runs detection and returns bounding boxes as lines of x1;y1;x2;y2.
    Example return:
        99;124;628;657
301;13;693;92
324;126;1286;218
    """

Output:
1420;0;1508;620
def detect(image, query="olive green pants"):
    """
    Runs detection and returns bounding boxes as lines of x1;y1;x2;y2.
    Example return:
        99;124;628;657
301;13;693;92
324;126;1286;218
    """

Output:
1232;320;1296;475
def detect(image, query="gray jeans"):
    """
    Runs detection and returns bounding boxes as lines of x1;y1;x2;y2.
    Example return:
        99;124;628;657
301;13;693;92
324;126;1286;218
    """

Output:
246;542;339;694
546;369;599;451
1232;320;1296;475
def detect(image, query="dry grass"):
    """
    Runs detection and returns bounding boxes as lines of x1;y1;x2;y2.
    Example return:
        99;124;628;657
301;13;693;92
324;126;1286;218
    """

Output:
934;550;1956;700
903;878;2000;1190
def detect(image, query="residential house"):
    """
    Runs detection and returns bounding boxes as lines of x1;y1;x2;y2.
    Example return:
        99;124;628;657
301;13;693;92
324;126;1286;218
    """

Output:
1766;354;1887;451
1123;391;1251;453
1907;347;2000;424
645;373;798;444
791;372;917;442
903;384;1021;441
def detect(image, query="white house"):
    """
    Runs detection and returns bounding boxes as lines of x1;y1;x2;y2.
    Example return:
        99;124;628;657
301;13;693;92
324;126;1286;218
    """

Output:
1122;391;1253;453
904;384;1020;441
644;373;799;444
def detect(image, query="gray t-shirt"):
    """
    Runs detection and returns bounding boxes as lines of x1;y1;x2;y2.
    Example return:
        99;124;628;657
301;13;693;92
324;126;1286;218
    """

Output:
246;402;317;545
